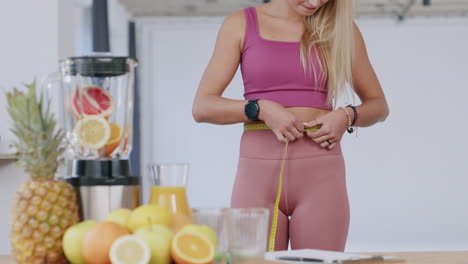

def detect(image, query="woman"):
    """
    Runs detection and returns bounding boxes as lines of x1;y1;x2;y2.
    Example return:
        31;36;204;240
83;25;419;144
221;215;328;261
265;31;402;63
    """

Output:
192;0;389;251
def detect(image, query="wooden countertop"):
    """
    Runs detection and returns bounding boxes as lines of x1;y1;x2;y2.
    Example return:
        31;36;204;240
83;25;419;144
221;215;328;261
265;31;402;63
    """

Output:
1;251;467;264
365;251;468;264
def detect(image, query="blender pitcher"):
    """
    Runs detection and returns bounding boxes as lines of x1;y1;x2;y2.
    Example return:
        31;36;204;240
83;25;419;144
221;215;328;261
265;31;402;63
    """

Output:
59;54;137;159
149;163;192;231
53;54;140;221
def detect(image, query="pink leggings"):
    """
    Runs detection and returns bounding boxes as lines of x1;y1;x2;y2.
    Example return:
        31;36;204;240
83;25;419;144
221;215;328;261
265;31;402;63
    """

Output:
231;130;350;251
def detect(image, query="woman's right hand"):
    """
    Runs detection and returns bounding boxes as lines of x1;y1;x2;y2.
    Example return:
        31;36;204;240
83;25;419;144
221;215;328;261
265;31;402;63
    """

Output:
257;100;304;143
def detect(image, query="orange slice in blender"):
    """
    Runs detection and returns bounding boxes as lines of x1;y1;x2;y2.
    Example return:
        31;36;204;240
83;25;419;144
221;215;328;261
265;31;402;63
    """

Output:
72;85;114;119
105;123;122;156
74;115;111;150
171;231;215;264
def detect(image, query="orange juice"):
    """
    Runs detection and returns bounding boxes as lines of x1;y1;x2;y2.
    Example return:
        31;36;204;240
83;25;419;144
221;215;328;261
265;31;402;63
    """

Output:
150;186;192;231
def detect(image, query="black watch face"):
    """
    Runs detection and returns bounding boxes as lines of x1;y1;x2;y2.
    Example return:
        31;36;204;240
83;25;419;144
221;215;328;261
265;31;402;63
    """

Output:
246;102;259;119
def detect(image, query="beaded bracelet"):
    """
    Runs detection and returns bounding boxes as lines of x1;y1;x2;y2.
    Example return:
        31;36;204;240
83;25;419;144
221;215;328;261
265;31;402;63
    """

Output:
338;106;354;134
346;104;358;126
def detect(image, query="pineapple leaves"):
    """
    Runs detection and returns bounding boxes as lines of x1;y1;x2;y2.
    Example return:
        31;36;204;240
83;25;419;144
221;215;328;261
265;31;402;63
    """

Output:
5;81;66;179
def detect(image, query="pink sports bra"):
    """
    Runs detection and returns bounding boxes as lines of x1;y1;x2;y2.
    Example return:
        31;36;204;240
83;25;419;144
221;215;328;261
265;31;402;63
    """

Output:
241;7;332;110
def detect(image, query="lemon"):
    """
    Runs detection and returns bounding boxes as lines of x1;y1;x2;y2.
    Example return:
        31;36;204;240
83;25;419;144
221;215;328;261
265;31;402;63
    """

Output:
109;235;151;264
127;204;171;232
62;220;97;264
134;225;174;264
74;115;111;150
105;208;132;231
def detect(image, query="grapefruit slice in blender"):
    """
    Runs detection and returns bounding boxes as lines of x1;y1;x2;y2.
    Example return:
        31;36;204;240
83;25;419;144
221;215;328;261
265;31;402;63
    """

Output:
72;85;114;119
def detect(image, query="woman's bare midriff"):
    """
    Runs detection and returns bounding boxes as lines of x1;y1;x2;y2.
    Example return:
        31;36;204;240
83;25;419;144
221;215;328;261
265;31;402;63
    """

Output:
244;107;331;125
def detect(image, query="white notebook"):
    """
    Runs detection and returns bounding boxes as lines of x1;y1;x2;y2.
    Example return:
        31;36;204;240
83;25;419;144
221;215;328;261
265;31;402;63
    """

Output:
265;249;393;263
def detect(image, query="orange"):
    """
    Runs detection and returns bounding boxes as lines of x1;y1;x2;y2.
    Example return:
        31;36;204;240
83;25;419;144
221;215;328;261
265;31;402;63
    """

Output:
104;123;122;156
180;224;217;251
82;221;130;264
171;231;215;264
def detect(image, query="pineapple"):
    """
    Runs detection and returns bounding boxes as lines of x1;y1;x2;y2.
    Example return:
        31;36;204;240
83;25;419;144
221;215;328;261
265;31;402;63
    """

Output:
6;82;79;264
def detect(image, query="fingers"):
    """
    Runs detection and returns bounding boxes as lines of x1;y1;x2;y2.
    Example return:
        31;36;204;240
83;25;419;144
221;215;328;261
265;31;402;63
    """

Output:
327;141;337;150
303;120;316;128
274;125;338;148
313;135;331;145
273;128;303;143
308;126;328;138
304;119;327;139
289;127;303;139
309;134;337;149
286;117;341;149
272;129;288;143
305;129;327;140
320;139;332;148
293;120;305;133
271;118;306;143
304;119;323;128
285;121;304;141
284;131;296;142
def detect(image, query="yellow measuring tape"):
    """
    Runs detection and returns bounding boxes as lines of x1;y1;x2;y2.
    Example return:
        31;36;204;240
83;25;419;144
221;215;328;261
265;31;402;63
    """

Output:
244;123;321;132
243;123;321;251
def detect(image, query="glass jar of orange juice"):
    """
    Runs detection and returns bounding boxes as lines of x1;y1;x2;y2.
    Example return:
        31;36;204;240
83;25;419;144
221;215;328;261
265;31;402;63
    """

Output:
149;163;192;231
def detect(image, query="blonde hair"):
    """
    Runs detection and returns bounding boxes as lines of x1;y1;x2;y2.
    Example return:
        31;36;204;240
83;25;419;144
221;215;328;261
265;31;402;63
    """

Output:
300;0;356;107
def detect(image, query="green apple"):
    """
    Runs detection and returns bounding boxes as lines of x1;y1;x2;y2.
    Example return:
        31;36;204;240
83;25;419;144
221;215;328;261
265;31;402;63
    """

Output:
63;220;97;264
105;208;132;230
180;224;217;250
127;204;171;232
134;225;174;264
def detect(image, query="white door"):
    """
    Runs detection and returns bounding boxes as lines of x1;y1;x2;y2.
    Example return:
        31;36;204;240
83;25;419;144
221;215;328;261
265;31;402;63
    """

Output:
137;17;245;208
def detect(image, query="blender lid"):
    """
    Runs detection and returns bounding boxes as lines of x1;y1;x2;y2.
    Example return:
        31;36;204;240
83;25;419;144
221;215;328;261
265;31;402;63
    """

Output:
61;53;138;77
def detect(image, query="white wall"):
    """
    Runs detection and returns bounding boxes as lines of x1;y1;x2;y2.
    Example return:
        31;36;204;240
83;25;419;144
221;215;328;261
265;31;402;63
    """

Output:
0;0;75;254
345;17;468;252
137;16;468;252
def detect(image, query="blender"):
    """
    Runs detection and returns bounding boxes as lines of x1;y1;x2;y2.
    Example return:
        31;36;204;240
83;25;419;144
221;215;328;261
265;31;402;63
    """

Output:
56;54;140;221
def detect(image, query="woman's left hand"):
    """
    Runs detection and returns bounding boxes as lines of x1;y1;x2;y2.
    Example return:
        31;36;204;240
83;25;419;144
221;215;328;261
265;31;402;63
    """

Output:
304;109;349;150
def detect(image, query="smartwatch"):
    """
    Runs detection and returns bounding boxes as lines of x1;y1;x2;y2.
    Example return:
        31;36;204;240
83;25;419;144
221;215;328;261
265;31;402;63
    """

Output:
245;99;261;122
